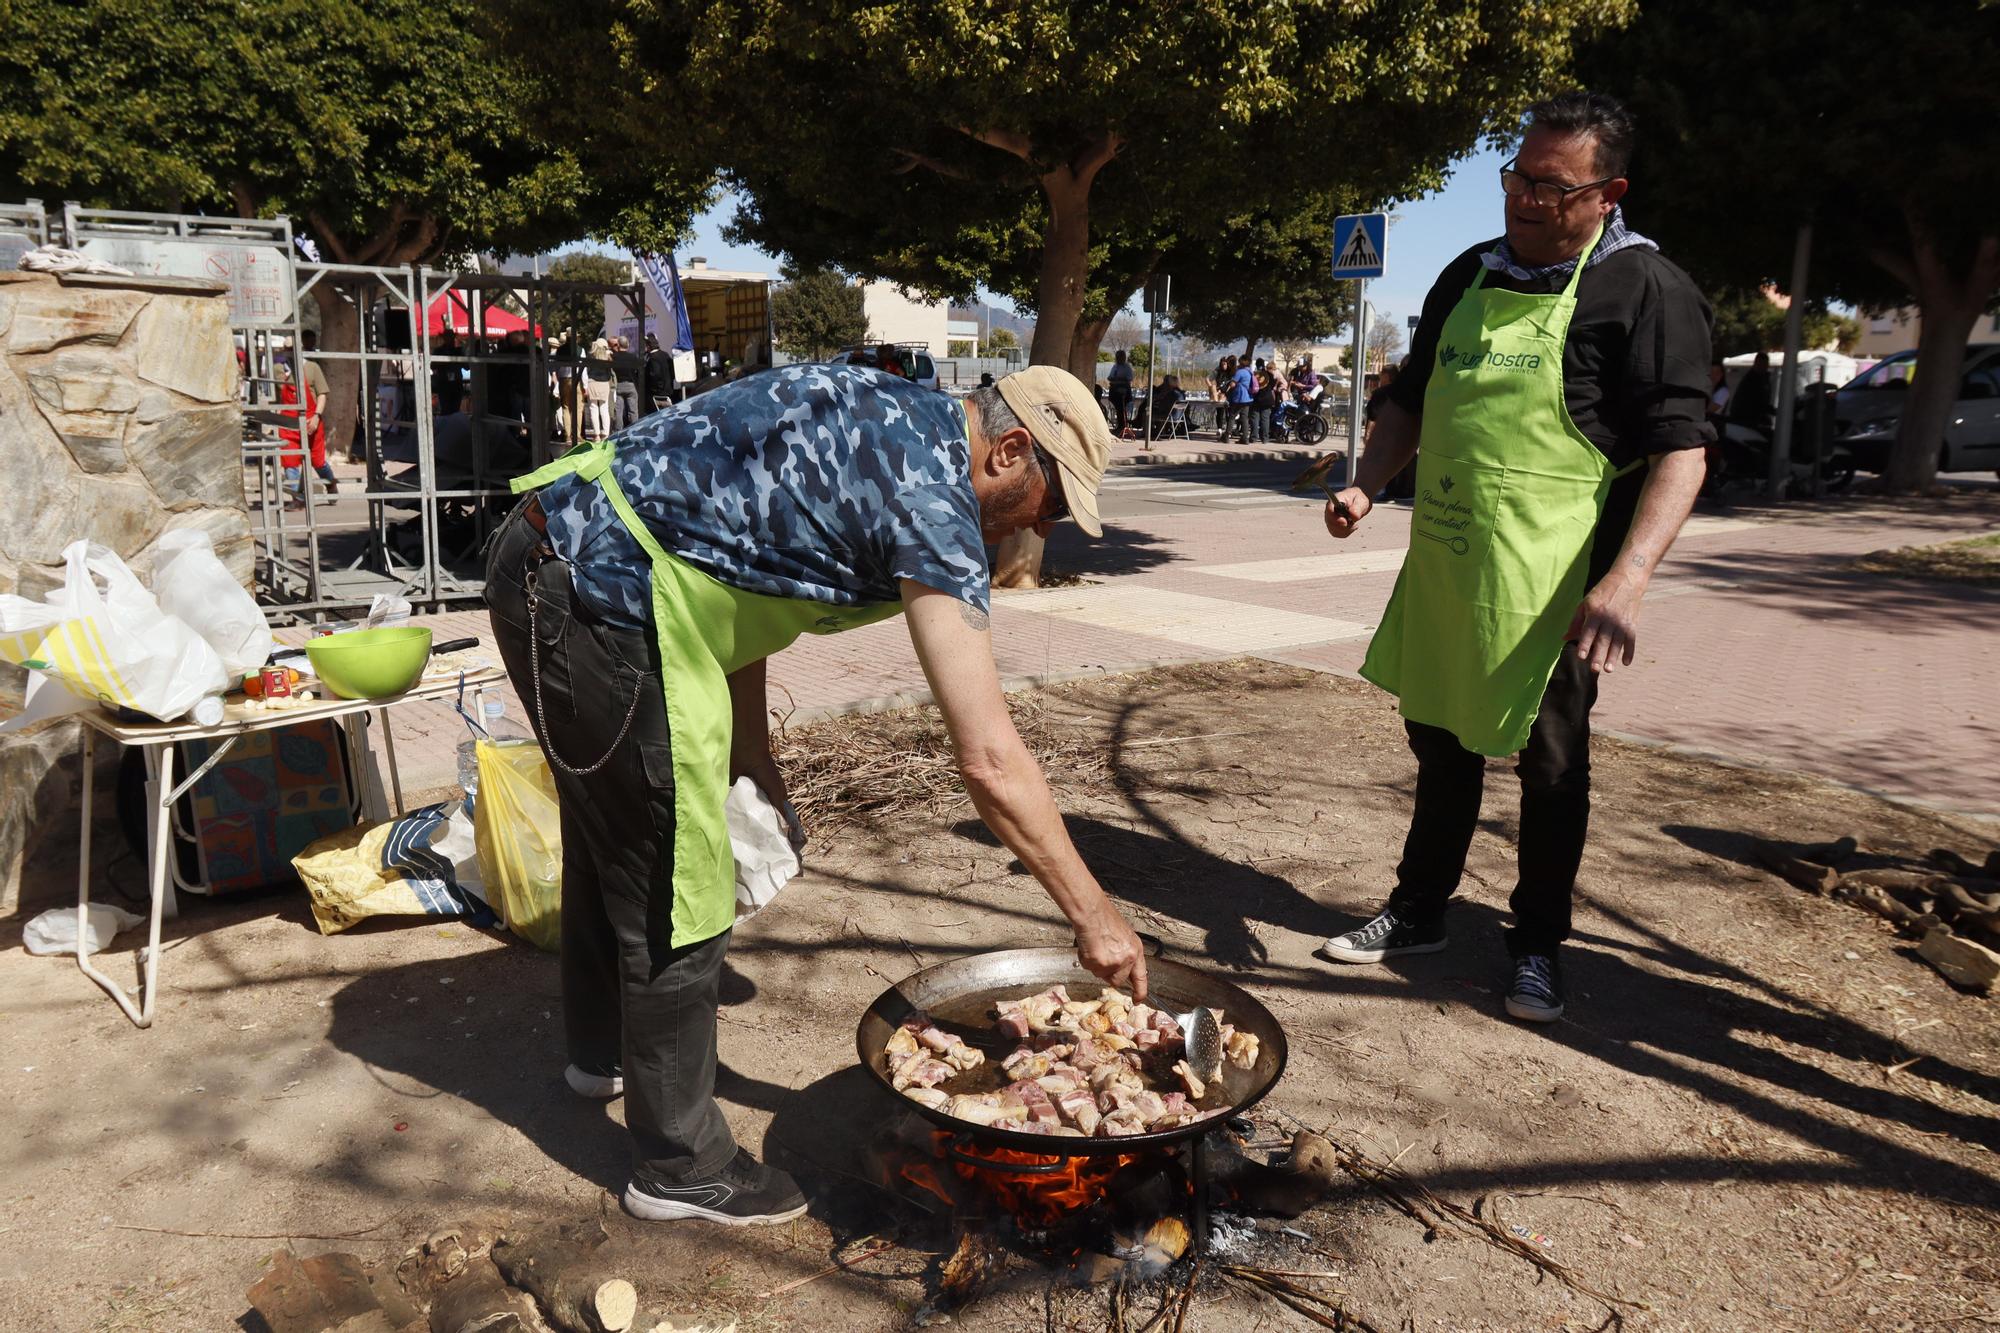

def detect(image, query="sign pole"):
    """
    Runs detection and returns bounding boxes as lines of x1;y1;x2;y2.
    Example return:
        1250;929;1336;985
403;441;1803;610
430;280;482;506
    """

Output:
1347;278;1367;490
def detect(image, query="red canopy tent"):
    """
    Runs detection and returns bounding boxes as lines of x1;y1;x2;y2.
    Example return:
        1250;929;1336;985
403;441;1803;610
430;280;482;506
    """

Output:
421;289;539;338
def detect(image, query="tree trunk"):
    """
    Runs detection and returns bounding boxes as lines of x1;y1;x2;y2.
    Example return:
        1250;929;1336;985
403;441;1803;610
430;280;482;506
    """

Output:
313;286;365;465
1877;222;2000;493
1068;312;1113;383
1027;171;1095;369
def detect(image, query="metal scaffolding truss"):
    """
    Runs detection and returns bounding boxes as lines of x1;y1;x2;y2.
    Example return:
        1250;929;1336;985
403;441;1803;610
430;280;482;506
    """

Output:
11;198;649;620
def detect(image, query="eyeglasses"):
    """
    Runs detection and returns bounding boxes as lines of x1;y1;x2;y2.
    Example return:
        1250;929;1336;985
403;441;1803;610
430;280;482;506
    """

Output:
1032;446;1069;524
1499;158;1617;209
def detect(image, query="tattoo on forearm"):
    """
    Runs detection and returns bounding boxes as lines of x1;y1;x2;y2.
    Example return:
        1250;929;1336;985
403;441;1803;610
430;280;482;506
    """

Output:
959;601;991;631
1627;552;1650;571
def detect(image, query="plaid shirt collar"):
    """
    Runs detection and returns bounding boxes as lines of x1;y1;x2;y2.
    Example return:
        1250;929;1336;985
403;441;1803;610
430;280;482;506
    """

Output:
1479;205;1657;284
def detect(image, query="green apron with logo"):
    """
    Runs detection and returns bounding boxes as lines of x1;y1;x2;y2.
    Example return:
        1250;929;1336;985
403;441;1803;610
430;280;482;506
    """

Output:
1360;229;1637;757
512;439;902;947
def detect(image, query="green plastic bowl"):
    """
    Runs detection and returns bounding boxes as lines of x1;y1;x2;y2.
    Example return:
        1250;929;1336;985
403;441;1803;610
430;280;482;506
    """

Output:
305;626;433;700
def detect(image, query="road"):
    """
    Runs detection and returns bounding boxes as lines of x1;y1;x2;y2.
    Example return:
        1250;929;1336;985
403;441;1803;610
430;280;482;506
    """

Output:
1098;460;1345;520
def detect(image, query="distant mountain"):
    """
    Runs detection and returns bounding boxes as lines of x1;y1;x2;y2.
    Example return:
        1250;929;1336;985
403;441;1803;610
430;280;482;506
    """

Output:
949;304;1035;345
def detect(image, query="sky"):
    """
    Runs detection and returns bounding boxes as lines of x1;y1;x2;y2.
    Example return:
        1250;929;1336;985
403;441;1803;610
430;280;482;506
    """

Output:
670;144;1513;339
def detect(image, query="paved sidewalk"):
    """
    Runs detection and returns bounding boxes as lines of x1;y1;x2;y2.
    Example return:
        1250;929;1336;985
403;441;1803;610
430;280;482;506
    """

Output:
371;485;2000;817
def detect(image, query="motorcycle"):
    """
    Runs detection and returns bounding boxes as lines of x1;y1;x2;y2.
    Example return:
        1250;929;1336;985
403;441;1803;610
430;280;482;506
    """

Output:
1707;383;1854;496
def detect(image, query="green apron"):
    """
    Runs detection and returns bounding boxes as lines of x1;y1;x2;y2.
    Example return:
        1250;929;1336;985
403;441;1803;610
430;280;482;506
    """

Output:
1360;229;1637;757
512;439;902;947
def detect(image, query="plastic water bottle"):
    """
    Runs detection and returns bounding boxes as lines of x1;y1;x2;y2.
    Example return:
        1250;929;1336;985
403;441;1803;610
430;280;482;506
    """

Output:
457;697;524;814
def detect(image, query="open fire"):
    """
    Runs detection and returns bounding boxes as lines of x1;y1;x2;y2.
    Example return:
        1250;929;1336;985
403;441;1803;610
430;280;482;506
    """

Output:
899;1132;1148;1230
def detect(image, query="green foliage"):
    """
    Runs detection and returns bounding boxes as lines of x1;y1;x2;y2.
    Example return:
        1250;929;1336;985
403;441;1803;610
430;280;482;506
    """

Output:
1706;288;1861;359
1575;0;1997;487
0;0;712;263
771;269;870;361
979;327;1020;356
544;252;634;344
1167;201;1361;352
492;0;1636;366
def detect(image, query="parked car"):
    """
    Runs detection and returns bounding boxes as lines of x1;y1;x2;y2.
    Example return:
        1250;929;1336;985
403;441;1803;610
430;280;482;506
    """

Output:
839;343;940;392
1836;344;2000;476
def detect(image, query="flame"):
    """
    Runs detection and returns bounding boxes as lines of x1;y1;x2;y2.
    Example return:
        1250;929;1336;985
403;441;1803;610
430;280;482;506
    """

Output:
942;1136;1139;1229
899;1157;957;1208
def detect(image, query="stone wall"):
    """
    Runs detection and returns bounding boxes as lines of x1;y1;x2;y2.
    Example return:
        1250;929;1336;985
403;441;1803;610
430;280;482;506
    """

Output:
0;270;248;917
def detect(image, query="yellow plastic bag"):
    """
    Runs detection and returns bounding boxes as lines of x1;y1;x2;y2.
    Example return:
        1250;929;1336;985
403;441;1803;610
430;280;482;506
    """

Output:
472;738;562;952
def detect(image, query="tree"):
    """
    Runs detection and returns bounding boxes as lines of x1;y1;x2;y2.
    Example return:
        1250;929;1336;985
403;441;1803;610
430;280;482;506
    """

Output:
544;252;634;345
1367;312;1406;372
979;327;1020;356
1165;201;1360;358
770;269;870;360
1705;287;1859;359
495;0;1632;374
0;0;711;452
1575;0;2000;491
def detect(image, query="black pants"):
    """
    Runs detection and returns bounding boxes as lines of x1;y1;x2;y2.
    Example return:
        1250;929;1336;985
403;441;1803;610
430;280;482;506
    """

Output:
1385;649;1599;958
486;506;737;1187
1109;386;1131;431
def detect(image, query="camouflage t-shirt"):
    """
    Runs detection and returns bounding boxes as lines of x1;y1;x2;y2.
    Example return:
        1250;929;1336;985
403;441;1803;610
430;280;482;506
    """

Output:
535;363;988;629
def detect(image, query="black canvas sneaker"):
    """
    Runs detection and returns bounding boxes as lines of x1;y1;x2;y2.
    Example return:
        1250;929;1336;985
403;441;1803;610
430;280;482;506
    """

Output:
1319;908;1448;964
623;1150;809;1226
565;1062;624;1099
1505;954;1565;1023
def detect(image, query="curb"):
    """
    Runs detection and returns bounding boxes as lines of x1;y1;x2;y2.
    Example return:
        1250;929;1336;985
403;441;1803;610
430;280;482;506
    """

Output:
1108;446;1340;469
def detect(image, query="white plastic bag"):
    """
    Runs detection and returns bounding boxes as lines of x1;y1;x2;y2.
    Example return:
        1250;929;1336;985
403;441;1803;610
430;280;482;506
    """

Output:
0;541;229;721
23;903;145;956
726;777;805;922
153;529;274;676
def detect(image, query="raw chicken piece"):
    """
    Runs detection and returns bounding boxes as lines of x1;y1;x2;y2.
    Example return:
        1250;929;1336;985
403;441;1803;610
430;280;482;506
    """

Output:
1171;1059;1206;1101
892;1051;954;1091
1004;1078;1062;1125
915;1026;986;1073
884;1027;920;1061
1055;1090;1102;1136
946;1093;1026;1127
902;1087;950;1110
1224;1029;1260;1070
1002;1047;1057;1081
1100;1108;1148;1136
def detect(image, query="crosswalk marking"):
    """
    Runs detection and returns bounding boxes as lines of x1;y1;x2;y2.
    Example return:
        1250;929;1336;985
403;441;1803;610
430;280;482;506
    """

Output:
1193;548;1410;582
1000;585;1371;652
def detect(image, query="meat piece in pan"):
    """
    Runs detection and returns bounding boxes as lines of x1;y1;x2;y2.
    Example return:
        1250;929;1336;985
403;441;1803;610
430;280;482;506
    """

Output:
902;1087;950;1110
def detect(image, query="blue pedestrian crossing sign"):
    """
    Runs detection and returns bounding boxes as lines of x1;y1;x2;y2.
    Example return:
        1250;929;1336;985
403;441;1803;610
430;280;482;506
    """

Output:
1332;213;1386;279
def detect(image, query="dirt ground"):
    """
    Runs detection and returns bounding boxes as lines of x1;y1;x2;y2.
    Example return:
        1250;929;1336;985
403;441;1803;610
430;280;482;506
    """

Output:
3;660;1998;1332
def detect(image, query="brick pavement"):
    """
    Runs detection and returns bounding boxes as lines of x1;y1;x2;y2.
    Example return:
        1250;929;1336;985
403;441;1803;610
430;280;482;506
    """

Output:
376;488;2000;817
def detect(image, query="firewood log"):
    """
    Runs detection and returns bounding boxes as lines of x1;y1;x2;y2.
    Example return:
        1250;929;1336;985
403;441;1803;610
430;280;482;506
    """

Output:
1831;881;1926;930
491;1223;636;1333
1752;839;1841;895
428;1255;545;1333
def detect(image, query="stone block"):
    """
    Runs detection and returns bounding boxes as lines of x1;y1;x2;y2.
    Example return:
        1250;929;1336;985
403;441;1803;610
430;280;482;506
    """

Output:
71;474;164;557
2;278;147;353
130;294;238;403
127;387;243;510
1919;926;1999;992
0;358;84;567
22;347;141;472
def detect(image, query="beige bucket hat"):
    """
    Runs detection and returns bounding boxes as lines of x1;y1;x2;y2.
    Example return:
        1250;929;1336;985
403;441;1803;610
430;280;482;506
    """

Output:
994;365;1113;537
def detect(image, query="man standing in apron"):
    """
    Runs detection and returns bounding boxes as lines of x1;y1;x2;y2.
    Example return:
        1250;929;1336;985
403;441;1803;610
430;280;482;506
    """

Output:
1317;92;1711;1023
485;364;1148;1225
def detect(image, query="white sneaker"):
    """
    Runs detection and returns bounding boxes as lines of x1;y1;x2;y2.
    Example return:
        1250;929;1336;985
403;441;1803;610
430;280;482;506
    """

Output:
565;1063;624;1098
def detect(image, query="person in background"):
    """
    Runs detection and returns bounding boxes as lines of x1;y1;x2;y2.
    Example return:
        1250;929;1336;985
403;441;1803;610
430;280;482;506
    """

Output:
1249;366;1277;443
1228;355;1254;442
584;337;615;440
1107;348;1134;436
645;333;675;410
299;331;338;496
495;329;533;423
1729;351;1773;433
552;334;581;444
612;335;646;430
876;343;906;378
1317;91;1711;1025
430;327;463;410
1142;373;1183;439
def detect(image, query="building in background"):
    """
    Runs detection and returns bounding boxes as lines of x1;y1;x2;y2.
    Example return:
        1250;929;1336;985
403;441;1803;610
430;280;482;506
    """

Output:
860;282;949;354
946;318;980;356
607;257;773;372
1853;307;2000;360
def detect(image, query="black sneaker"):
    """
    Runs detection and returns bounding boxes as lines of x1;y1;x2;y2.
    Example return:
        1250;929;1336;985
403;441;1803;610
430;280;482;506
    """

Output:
1505;954;1565;1023
1319;908;1447;964
623;1150;808;1226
